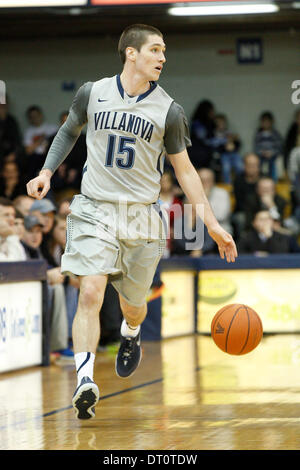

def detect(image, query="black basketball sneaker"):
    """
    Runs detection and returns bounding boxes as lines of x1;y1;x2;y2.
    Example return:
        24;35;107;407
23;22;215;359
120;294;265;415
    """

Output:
115;331;142;378
72;376;100;419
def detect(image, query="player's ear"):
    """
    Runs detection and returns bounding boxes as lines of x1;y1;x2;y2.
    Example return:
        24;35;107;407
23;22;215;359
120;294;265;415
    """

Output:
125;46;137;63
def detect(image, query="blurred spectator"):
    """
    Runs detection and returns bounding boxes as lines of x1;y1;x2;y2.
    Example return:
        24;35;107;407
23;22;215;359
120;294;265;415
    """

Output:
13;194;34;216
0;160;27;200
30;198;56;235
48;214;67;265
29;198;57;265
254;111;283;181
211;113;243;184
232;153;262;239
0;197;26;261
244;176;287;230
49;111;87;192
21;214;44;259
284;108;300;171
21;214;71;358
198;168;233;234
0;98;23;166
23;105;57;180
188;100;216;169
233;153;261;212
288;146;300;223
288;146;300;185
22;214;64;285
238;210;300;255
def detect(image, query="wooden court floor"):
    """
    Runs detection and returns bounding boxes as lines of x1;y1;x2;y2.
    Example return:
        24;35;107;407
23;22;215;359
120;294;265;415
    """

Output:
1;333;300;450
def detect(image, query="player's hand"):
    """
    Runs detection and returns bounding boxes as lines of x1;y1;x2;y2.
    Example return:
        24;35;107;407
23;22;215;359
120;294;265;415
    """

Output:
208;223;238;263
26;169;52;200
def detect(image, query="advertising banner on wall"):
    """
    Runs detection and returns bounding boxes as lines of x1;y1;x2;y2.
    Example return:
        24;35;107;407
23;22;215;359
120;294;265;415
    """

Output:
0;281;43;373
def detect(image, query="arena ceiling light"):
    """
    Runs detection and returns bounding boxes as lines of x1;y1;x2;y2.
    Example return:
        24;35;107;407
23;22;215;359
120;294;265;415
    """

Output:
168;1;279;16
0;0;86;6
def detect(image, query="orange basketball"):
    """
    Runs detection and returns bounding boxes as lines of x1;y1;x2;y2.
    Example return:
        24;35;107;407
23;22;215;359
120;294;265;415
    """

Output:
211;304;263;355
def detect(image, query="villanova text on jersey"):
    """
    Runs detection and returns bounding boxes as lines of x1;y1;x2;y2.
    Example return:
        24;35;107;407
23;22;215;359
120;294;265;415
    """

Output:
94;111;154;143
83;75;173;204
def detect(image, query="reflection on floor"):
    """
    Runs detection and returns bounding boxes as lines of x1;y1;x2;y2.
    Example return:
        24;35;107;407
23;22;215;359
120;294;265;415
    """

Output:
1;334;300;450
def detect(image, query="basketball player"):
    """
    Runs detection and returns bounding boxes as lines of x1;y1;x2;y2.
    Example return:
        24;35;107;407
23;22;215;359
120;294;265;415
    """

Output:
27;24;237;420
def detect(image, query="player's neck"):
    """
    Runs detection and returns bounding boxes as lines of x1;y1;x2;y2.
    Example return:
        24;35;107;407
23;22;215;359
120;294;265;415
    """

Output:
119;70;151;98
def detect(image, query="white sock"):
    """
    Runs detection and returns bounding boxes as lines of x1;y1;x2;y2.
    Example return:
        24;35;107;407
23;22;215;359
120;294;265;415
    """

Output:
121;319;140;338
75;352;95;386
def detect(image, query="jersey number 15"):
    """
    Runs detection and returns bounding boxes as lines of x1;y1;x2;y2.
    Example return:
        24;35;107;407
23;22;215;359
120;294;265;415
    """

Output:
105;134;136;170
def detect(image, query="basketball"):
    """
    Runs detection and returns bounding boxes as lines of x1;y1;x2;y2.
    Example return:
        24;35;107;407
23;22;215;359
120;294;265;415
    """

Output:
211;304;263;355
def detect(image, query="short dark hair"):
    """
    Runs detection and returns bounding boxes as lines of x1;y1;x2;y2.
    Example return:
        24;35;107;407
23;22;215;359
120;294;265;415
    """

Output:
118;24;163;65
260;111;273;121
252;209;272;223
26;105;42;117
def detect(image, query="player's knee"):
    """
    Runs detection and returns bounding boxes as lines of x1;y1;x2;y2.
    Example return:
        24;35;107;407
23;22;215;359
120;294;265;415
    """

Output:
79;279;106;311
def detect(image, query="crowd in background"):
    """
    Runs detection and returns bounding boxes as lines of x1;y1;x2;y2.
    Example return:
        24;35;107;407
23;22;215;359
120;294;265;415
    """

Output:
0;97;300;357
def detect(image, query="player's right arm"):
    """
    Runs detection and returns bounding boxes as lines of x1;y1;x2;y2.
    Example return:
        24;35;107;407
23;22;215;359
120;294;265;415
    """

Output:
26;82;92;200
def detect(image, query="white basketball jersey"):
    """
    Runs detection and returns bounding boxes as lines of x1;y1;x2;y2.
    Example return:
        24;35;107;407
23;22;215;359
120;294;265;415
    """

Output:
81;75;173;204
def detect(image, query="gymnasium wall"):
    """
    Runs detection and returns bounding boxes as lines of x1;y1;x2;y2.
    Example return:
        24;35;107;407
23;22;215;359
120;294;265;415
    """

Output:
1;29;299;154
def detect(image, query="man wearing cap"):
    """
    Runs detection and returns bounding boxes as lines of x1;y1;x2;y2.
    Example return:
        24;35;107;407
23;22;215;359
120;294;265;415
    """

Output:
30;198;57;234
21;214;44;259
29;198;57;266
22;213;66;285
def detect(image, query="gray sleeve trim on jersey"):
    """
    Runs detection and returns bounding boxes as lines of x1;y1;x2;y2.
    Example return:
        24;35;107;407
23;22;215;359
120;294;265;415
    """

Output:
164;101;192;155
41;81;93;174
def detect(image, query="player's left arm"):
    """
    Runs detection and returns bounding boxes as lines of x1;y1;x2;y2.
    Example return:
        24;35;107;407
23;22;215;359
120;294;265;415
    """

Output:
167;149;238;263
